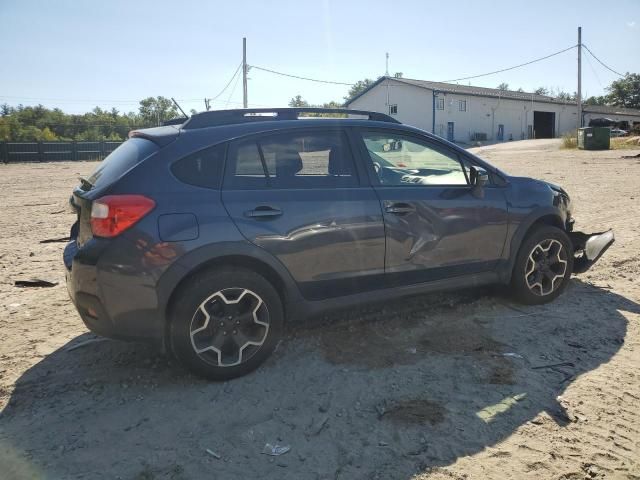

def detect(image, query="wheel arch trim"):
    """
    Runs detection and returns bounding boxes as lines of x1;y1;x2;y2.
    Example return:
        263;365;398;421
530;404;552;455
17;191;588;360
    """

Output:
157;242;302;342
499;208;567;283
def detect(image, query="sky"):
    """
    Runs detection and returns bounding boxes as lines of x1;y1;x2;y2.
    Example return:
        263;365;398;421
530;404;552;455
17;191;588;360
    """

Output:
0;0;638;114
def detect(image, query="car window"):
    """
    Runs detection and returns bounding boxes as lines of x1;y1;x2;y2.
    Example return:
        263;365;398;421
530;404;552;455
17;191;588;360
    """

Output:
87;138;158;189
225;130;358;189
171;144;226;189
361;131;468;186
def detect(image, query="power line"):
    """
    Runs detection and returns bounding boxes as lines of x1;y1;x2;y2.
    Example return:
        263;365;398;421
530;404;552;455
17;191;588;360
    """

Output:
250;65;354;86
208;61;243;104
583;49;604;90
3;43;618;111
225;65;243;107
440;45;578;83
582;44;625;77
253;45;579;87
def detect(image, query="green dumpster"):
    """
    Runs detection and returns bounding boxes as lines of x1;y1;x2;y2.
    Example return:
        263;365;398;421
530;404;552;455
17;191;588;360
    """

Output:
578;127;610;150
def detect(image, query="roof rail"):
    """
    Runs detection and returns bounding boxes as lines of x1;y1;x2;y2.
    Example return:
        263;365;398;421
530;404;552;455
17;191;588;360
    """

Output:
162;117;188;126
181;107;401;130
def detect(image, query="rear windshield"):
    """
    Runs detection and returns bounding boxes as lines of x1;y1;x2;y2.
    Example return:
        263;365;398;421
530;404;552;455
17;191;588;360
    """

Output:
86;138;158;189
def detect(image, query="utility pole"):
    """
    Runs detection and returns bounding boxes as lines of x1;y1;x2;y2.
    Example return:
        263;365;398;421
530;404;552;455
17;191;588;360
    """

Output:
577;26;582;129
385;52;389;77
242;37;248;108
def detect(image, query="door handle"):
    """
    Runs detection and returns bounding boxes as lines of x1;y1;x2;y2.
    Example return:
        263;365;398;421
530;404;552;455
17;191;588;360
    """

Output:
244;205;282;218
385;202;415;215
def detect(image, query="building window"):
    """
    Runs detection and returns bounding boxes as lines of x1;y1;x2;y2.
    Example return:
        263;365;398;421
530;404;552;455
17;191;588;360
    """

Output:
458;100;467;112
436;98;444;110
389;104;398;115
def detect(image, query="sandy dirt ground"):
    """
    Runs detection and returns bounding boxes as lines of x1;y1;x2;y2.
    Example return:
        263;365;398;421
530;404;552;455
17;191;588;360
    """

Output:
0;139;639;480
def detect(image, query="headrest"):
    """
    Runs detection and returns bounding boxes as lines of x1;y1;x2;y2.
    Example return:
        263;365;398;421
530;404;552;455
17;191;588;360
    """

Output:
275;148;303;177
328;147;352;176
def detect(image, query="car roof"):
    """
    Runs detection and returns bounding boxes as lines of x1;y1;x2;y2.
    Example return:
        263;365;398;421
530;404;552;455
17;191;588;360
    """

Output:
130;108;402;149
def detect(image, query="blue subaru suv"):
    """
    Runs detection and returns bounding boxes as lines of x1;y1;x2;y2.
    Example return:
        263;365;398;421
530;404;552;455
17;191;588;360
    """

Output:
64;108;614;379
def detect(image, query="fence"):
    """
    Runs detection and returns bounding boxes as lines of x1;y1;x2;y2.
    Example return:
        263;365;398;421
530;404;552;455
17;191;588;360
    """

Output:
0;141;124;163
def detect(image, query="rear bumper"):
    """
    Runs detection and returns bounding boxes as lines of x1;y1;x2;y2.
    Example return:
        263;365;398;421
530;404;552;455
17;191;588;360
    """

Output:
64;239;165;346
569;230;615;274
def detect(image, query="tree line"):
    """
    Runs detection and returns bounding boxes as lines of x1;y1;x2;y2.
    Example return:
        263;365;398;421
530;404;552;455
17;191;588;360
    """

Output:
0;96;182;142
2;74;638;142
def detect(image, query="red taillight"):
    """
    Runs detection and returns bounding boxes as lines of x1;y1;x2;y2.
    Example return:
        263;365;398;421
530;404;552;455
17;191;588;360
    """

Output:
90;195;155;238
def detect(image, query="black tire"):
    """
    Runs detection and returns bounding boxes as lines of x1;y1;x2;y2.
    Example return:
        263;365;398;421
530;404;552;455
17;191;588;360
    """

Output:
169;267;283;380
510;225;574;305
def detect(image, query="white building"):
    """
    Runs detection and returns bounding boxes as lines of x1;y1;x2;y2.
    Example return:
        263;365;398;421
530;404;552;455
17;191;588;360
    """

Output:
345;77;640;143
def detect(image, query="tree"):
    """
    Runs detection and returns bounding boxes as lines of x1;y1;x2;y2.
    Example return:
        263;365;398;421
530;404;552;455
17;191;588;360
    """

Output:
0;117;9;141
288;95;310;108
607;73;640;108
497;82;509;91
556;91;577;102
344;78;377;103
584;95;607;106
285;97;345;117
138;96;179;126
40;127;57;141
534;87;549;96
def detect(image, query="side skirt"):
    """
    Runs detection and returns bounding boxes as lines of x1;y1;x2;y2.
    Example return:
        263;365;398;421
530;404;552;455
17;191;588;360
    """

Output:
286;271;500;322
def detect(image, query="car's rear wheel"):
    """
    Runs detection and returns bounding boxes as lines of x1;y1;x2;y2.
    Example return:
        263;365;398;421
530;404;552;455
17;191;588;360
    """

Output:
169;267;283;380
511;225;574;305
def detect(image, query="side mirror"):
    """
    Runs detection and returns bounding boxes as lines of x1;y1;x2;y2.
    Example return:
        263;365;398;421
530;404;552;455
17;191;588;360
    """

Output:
476;169;489;188
470;167;489;198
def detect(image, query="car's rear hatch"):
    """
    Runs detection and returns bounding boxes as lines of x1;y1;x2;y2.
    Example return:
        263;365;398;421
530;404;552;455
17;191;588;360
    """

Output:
70;136;163;246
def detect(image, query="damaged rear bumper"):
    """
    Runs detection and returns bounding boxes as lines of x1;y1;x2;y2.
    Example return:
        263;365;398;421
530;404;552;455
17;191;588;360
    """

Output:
569;230;615;274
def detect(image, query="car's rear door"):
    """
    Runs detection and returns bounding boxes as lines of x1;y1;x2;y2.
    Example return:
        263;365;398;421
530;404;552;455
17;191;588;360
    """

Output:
355;128;509;285
221;127;385;300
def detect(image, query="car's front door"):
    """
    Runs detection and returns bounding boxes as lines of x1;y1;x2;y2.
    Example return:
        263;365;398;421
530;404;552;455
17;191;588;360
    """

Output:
221;128;386;300
356;128;509;286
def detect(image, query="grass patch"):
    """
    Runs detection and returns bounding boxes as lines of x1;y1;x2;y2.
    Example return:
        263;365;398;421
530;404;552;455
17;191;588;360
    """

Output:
561;132;577;149
561;133;640;150
611;136;640;150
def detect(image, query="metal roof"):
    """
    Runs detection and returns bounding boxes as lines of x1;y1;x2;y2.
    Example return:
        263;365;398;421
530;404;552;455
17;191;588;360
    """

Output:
580;104;640;117
345;76;640;117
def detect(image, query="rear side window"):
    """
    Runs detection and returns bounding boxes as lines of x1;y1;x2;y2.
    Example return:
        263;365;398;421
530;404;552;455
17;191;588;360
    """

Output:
225;130;358;189
171;144;226;189
87;138;158;189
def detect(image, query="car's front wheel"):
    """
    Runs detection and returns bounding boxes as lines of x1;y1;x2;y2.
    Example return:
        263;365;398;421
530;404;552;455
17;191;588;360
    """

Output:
169;267;283;380
511;225;574;305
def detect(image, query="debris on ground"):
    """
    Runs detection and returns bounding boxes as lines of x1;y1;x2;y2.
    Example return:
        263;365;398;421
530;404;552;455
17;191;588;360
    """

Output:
531;361;575;370
499;352;524;359
262;443;291;456
205;448;221;459
39;237;70;243
305;415;329;437
14;279;58;288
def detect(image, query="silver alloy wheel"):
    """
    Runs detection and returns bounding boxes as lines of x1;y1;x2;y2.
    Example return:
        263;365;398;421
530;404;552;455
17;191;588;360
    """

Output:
525;239;568;296
189;288;269;367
